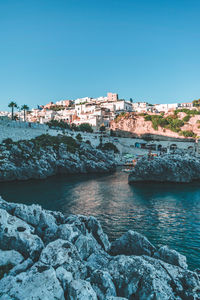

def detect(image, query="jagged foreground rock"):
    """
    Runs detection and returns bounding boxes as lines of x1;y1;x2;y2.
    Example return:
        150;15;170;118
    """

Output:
0;135;116;182
129;153;200;183
0;197;199;300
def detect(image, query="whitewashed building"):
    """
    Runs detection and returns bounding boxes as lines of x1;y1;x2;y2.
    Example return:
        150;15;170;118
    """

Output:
154;103;179;113
74;97;93;105
101;100;132;112
132;102;149;113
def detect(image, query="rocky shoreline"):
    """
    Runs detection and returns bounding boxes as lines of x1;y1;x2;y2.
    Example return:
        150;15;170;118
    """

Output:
129;153;200;183
0;134;116;182
0;197;199;299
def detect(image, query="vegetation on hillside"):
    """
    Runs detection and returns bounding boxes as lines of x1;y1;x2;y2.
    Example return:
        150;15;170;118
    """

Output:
76;133;82;142
114;112;128;122
47;120;93;133
192;99;200;107
97;142;119;153
181;130;196;138
174;108;200;115
78;123;93;133
49;105;66;111
144;110;199;138
31;134;80;153
144;114;185;132
47;120;70;130
1;134;80;154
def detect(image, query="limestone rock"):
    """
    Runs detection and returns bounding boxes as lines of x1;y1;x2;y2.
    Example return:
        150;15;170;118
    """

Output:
129;153;200;183
40;239;79;267
110;230;156;256
0;250;23;268
86;252;110;275
0;250;24;279
14;203;42;227
107;255;200;299
77;215;110;251
68;279;97;300
153;245;188;269
0;266;65;300
0;198;199;299
0;208;44;260
90;270;116;300
40;239;87;279
0;136;116;182
75;234;101;260
56;266;73;290
8;258;33;276
57;223;80;243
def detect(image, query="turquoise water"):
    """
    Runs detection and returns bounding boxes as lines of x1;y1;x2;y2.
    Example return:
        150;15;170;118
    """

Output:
0;171;200;270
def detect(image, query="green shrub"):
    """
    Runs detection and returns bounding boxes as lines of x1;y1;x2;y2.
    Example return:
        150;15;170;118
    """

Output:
114;112;127;122
181;130;196;138
47;120;70;130
2;138;13;144
144;113;186;132
31;134;79;153
183;115;191;123
174;110;178;116
100;125;106;132
145;115;169;130
49;105;66;111
192;99;200;107
97;142;119;153
71;123;79;131
165;116;184;132
144;115;152;121
78;123;93;133
76;133;82;142
176;108;200;115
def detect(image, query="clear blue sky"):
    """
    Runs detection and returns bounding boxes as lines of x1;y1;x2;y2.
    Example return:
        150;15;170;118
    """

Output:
0;0;200;110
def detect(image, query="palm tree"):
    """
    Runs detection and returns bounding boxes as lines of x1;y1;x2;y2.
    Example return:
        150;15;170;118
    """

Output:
21;104;29;122
8;101;18;120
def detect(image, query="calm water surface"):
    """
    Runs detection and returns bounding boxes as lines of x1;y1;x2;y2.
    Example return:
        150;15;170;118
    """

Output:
0;171;199;270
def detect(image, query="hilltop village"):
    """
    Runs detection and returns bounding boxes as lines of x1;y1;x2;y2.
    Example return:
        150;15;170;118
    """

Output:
1;92;199;129
1;93;200;157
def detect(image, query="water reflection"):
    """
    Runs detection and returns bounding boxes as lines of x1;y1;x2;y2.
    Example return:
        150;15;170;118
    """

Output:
0;171;200;269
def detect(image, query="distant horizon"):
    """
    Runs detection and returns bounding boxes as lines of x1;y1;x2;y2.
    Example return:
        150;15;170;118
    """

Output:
1;0;200;111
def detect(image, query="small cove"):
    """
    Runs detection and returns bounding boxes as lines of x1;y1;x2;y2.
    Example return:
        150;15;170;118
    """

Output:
0;171;199;270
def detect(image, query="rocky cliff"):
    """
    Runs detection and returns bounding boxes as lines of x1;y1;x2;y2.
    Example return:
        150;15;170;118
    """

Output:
110;112;200;139
0;134;116;182
0;198;199;299
129;153;200;183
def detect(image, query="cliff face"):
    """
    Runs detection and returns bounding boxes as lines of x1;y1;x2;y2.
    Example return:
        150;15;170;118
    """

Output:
0;135;116;182
110;112;200;139
0;198;199;299
128;153;200;183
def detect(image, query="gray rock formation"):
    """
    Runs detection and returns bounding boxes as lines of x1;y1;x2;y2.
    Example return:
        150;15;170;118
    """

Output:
153;245;188;269
128;153;200;183
0;135;116;182
109;230;156;256
0;197;200;299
